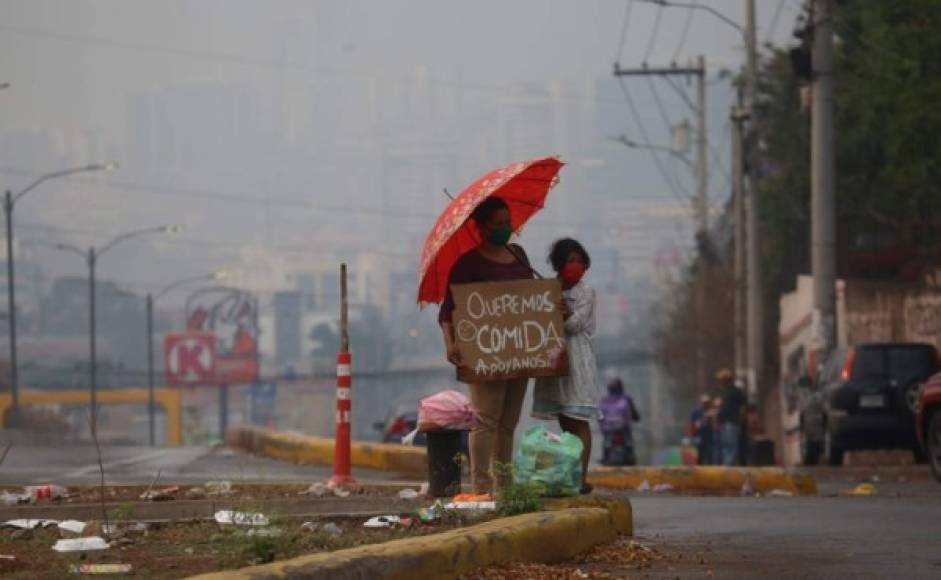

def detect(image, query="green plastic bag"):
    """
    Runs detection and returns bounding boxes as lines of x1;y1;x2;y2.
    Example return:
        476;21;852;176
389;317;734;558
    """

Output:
513;425;583;497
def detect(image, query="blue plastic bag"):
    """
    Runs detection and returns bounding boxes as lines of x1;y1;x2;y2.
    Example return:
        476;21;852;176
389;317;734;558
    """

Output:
513;425;583;497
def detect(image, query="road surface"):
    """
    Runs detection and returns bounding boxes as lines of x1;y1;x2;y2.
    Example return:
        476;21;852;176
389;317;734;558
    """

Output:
0;444;395;485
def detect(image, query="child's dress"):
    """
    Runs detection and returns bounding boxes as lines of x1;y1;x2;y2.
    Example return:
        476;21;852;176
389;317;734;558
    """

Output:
532;280;601;421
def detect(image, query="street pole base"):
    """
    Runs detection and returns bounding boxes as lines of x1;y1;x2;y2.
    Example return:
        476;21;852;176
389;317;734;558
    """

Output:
327;474;356;488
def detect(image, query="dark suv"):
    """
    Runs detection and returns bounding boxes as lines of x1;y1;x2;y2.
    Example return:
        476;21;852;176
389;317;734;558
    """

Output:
800;343;939;465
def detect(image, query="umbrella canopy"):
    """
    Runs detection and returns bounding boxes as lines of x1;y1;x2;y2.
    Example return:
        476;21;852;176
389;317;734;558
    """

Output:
417;157;564;305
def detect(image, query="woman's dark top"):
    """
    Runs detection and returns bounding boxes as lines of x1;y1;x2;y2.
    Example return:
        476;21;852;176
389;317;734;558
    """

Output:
438;244;533;324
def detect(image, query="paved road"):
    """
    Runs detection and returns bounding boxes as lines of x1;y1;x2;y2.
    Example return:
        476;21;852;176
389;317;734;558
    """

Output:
622;477;941;579
0;444;395;485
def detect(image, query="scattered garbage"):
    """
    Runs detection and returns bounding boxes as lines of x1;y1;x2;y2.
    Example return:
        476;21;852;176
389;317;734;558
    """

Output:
213;511;270;526
398;488;420;500
768;489;794;497
419;482;429;495
652;483;675;494
333;487;351;498
3;518;58;530
247;528;283;537
69;564;133;575
740;475;755;497
322;522;343;537
301;521;319;532
452;493;492;502
0;491;25;505
843;483;877;497
417;506;439;523
363;515;400;529
443;501;496;510
52;537;109;552
205;480;234;496
0;555;16;573
636;479;651;493
185;486;207;500
58;520;87;535
300;482;329;497
140;486;179;501
26;484;67;502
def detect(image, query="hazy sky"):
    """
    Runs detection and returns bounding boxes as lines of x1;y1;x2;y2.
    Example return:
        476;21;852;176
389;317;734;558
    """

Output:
0;0;803;303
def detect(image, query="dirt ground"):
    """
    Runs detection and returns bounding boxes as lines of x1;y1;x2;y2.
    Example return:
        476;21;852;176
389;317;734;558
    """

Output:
0;509;490;579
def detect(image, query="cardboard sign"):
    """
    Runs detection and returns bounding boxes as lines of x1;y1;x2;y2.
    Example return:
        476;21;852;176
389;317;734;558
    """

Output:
452;279;569;383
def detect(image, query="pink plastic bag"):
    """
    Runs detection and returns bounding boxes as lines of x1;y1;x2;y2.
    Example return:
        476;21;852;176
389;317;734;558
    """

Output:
418;390;474;432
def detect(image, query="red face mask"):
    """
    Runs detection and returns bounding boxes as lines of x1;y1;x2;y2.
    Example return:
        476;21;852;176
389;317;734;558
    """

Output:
561;261;586;285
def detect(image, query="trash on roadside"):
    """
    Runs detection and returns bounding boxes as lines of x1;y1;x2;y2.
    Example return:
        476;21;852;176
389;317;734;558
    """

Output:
0;491;26;505
513;425;583;497
205;480;233;495
363;515;400;529
25;485;67;502
398;488;419;500
452;493;492;502
740;475;755;496
333;487;351;498
140;486;179;501
636;479;651;493
322;522;343;537
399;517;414;527
652;483;675;494
417;506;439;523
185;486;207;500
52;537;109;552
300;482;329;497
301;521;319;532
213;510;269;526
69;563;133;575
768;489;794;497
0;554;16;572
3;519;58;530
443;501;496;510
58;520;87;535
419;482;429;495
842;483;877;496
247;527;283;537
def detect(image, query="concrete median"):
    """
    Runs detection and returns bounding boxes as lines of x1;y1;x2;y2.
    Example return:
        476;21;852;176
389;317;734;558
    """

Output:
187;497;632;580
225;425;428;479
588;466;817;495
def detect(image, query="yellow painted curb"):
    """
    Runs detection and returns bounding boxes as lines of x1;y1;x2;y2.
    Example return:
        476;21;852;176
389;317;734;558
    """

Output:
187;500;632;580
226;425;428;479
588;466;817;495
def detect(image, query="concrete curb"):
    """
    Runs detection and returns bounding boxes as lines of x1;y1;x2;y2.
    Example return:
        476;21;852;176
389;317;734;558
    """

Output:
226;425;427;479
588;466;817;495
187;498;632;580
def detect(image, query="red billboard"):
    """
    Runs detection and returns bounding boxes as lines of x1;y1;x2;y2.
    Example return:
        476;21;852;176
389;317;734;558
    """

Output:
185;287;259;385
164;332;216;386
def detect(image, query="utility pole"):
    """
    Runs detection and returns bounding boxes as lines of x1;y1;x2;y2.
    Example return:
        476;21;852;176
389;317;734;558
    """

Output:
743;0;763;405
732;91;748;380
614;57;709;390
811;0;837;361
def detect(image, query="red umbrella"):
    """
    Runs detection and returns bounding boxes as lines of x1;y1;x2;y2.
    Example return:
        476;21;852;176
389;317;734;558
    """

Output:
417;157;564;305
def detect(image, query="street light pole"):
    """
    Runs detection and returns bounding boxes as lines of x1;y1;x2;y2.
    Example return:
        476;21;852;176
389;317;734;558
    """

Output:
3;163;116;422
145;269;227;446
4;191;19;422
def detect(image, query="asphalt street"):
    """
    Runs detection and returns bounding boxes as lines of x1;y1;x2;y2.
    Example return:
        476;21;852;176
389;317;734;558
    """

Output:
0;444;394;485
623;475;941;579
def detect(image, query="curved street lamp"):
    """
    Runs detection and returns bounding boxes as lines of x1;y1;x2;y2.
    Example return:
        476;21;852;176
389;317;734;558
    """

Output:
145;269;228;446
3;162;117;422
53;223;183;437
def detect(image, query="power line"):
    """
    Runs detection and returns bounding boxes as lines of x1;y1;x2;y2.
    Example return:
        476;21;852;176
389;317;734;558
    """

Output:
644;3;666;63
672;0;698;61
616;1;636;63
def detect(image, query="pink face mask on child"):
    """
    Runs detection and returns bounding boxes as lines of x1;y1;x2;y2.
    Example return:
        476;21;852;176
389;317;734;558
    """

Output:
561;262;586;285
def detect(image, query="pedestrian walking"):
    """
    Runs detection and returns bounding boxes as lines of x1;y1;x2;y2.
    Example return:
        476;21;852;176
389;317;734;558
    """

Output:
532;238;600;494
716;369;746;466
438;197;534;494
599;377;641;467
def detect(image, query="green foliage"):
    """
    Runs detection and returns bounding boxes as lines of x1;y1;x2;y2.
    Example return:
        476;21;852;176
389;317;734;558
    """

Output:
493;463;544;517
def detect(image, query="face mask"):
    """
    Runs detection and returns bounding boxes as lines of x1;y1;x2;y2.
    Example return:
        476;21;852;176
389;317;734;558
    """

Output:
486;225;512;246
561;261;586;285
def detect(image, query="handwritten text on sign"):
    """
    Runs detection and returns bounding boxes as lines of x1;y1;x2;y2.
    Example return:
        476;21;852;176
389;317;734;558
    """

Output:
452;279;568;382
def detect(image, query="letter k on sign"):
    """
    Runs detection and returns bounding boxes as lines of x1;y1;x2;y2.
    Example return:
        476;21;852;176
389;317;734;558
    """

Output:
164;332;217;385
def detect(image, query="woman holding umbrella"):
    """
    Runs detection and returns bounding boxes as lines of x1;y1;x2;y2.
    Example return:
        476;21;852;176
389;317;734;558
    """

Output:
419;157;563;495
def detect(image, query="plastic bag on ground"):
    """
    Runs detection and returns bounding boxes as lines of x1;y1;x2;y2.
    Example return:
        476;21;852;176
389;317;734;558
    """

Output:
417;390;474;432
53;537;109;552
363;515;399;528
513;425;584;497
213;510;269;526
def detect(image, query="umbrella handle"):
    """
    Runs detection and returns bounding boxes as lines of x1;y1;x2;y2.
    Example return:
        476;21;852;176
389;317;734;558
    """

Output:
506;244;544;280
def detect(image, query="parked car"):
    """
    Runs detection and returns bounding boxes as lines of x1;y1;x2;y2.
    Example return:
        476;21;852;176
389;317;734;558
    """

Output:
799;342;939;465
915;371;941;483
373;403;426;445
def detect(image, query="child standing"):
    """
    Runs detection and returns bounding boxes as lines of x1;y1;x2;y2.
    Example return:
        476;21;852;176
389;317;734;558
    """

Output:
532;238;600;494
